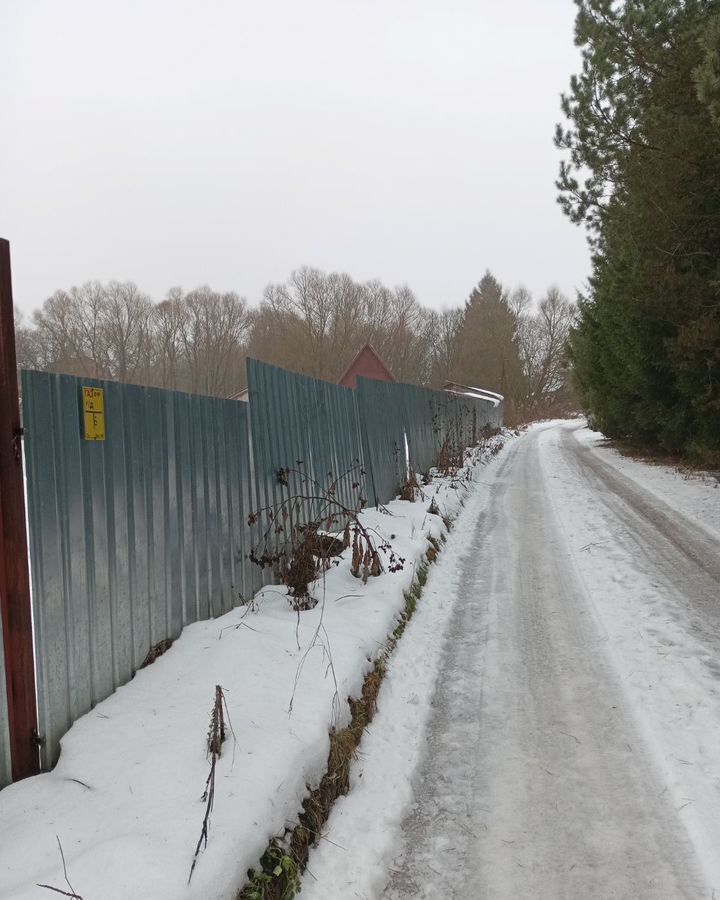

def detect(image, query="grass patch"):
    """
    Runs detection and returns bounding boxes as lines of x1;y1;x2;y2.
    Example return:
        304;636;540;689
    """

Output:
399;470;421;502
239;843;300;900
238;544;441;900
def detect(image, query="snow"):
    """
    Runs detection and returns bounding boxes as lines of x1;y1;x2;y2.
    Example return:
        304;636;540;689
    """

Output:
575;426;720;541
547;424;720;893
0;433;515;900
7;420;717;899
300;421;720;898
298;447;512;899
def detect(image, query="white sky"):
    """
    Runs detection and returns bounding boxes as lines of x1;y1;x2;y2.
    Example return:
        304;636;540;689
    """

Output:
1;0;590;315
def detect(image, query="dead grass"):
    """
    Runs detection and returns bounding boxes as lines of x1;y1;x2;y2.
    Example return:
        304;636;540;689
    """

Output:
399;470;421;502
603;438;720;481
435;436;464;475
139;638;174;669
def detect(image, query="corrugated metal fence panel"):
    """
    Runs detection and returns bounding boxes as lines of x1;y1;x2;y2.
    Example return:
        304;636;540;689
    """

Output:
403;384;448;475
17;361;501;775
0;611;11;788
246;359;366;550
357;378;504;505
22;370;257;769
356;379;408;507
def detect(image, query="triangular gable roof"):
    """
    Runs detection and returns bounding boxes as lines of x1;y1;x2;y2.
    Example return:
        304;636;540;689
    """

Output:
337;343;396;388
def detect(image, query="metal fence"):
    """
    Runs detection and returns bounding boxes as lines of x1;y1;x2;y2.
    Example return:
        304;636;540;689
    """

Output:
22;370;260;769
357;378;502;505
0;613;11;787
247;358;367;530
15;360;502;780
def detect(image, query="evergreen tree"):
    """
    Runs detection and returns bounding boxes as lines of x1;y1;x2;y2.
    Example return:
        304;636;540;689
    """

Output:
557;0;720;460
456;271;525;416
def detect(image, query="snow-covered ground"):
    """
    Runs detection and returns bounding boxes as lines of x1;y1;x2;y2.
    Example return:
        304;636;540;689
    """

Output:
575;426;720;541
302;421;720;899
0;432;515;900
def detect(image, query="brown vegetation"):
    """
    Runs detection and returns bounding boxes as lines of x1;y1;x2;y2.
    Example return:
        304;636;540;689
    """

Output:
16;266;576;421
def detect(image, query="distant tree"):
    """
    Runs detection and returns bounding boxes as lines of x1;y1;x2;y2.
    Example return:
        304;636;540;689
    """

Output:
23;281;248;395
18;266;576;417
32;283;108;377
177;287;249;396
455;271;526;418
428;307;464;386
14;308;44;373
370;284;434;385
101;281;153;384
517;287;577;416
150;289;186;389
248;268;434;385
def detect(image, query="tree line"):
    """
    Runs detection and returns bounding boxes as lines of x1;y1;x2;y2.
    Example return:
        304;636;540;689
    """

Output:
558;0;720;462
15;267;576;422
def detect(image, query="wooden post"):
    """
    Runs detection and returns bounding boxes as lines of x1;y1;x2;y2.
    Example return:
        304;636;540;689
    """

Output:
0;238;39;781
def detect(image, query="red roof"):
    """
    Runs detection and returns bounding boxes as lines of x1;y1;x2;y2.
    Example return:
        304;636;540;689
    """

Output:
337;343;395;389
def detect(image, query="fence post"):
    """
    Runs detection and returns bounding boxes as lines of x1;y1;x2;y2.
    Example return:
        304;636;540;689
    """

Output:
0;238;39;781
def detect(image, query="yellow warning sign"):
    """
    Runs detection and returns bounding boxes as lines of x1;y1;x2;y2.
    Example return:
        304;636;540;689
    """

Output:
82;387;105;441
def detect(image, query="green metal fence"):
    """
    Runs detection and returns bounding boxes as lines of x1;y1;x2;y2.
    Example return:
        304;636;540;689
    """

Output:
246;358;367;532
22;370;260;769
357;377;502;505
18;359;501;778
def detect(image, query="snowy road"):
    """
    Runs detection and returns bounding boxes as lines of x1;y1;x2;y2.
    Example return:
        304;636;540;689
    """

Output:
303;422;720;899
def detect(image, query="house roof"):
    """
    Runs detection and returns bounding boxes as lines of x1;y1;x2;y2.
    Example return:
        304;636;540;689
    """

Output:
337;343;396;389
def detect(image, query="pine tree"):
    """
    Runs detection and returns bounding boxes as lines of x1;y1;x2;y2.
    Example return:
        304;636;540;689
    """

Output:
558;0;720;460
456;271;525;416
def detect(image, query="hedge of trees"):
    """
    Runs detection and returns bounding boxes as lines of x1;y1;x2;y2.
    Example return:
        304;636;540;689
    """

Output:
558;0;720;462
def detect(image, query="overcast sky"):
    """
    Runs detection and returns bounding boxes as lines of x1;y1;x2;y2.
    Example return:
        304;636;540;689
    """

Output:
1;0;589;316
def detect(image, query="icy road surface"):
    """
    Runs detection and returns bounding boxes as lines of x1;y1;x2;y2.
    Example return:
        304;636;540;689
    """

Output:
304;422;720;899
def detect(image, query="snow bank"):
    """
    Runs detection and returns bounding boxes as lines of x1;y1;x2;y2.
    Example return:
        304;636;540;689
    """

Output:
298;430;519;899
0;432;515;900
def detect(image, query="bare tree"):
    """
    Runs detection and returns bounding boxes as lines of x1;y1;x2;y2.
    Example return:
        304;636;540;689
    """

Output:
516;286;576;415
14;307;44;373
18;268;575;418
101;281;153;383
428;307;464;386
250;270;434;384
150;288;187;389
179;287;250;396
32;283;107;376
